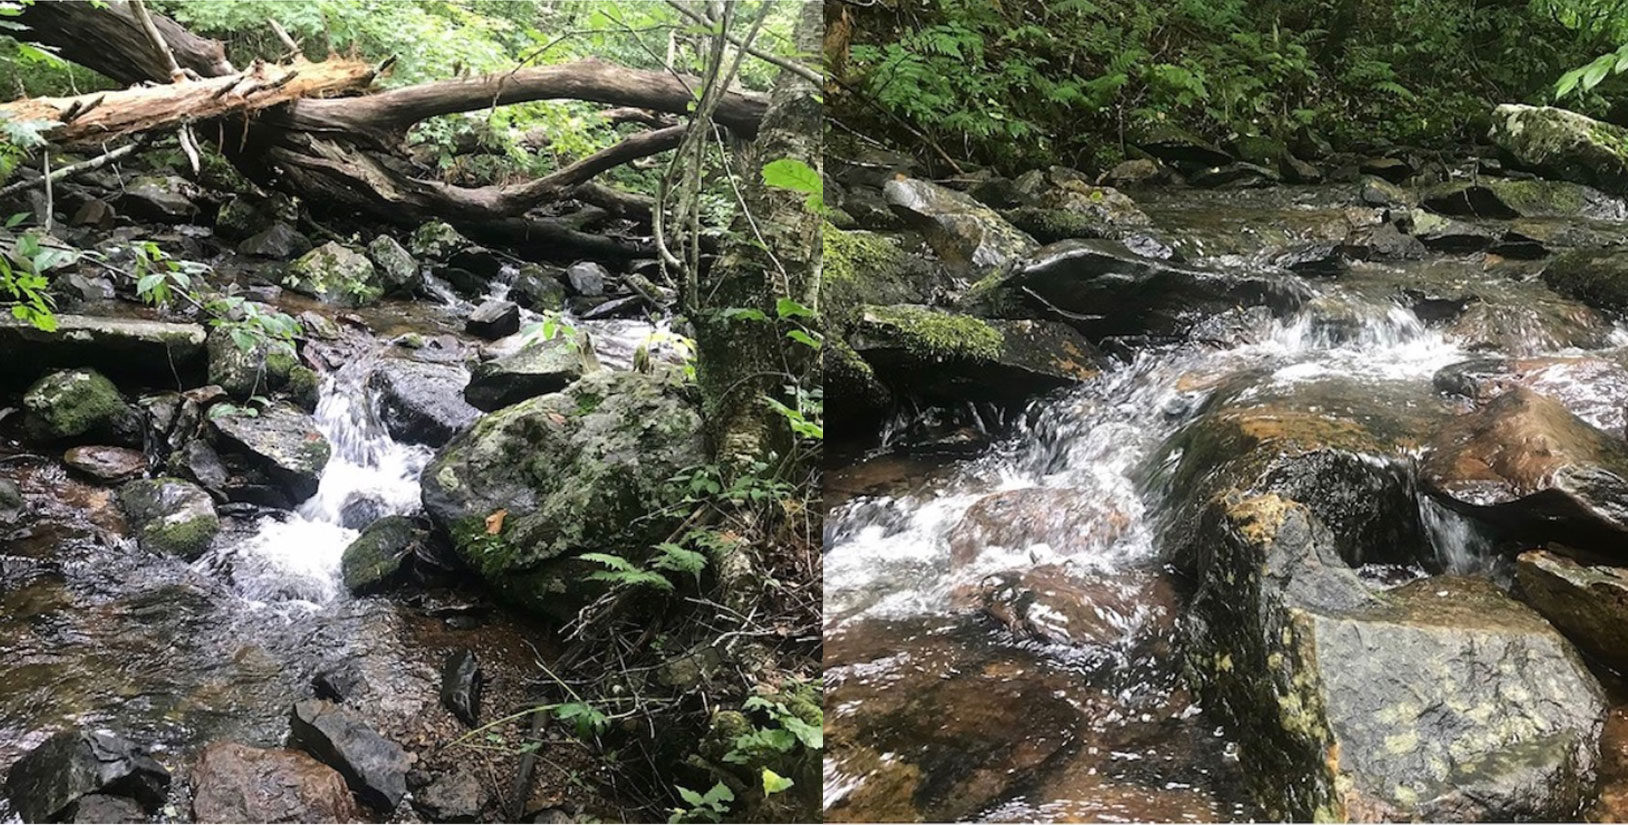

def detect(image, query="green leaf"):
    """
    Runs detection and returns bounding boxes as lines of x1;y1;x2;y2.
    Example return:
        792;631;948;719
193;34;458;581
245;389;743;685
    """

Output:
676;786;705;807
775;298;815;320
760;158;821;196
761;768;794;795
786;329;822;350
721;307;768;322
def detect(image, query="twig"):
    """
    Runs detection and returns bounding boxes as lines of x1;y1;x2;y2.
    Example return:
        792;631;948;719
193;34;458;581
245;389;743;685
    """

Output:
130;0;186;83
664;0;821;84
41;151;52;232
268;18;302;60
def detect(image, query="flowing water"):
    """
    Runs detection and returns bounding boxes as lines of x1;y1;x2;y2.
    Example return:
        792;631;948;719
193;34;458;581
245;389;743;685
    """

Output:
824;185;1628;821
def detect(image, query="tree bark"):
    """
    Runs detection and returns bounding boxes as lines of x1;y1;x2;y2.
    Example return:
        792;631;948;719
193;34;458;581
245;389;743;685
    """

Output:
692;0;823;472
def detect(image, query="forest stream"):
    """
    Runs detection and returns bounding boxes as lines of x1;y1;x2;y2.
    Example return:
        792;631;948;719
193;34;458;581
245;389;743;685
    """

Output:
824;170;1628;821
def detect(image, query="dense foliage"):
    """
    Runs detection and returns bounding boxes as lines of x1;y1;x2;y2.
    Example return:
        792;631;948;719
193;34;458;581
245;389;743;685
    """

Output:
830;0;1628;172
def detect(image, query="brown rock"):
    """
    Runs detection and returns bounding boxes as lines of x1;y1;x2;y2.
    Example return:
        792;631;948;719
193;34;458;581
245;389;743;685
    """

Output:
63;446;147;484
1515;548;1628;672
191;741;362;823
948;488;1128;567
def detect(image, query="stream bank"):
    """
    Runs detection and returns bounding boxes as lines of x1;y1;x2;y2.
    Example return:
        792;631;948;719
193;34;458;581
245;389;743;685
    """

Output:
826;104;1628;821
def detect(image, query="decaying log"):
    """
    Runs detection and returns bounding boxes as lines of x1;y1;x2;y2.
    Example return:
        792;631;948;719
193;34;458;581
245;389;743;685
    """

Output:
0;58;376;145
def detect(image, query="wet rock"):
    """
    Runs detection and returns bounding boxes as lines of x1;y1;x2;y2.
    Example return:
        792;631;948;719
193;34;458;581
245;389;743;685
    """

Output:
238;223;312;260
1281;154;1324;184
1135;124;1232;167
823;226;945;329
1341;221;1426;261
1099;158;1173;188
975;565;1176;648
64;445;146;484
178;439;229;497
213;195;266;241
368;359;480;447
1433;355;1628;433
422;370;705;619
56;272;114;304
1489;104;1628;195
1359;155;1414;183
1544;247;1628;313
1591;707;1628;821
947;488;1129;567
118;477;220;559
565;261;607;296
23;368;127;442
465;299;520;340
1001;167;1155;244
118;175;197;221
1422;177;1627;221
1516;549;1628;673
296;310;341;341
412;768;487;823
851;306;1100;404
340;515;425;594
1183;494;1604;821
1421;387;1628;551
0;478;23;525
70;794;145;823
366;235;421;296
2;730;170;823
211;403;332;502
463;336;600;412
440;649;482;727
1406;209;1499;252
883;177;1038;273
1360;175;1414;209
288;699;409;813
312;663;364;702
1188;161;1280;189
988;238;1309;339
509;264;567;311
410;221;473;261
190;741;360;824
285;242;381;305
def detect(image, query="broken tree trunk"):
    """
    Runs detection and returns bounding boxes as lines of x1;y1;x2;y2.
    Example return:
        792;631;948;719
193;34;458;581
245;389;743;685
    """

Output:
13;1;768;235
0;58;376;145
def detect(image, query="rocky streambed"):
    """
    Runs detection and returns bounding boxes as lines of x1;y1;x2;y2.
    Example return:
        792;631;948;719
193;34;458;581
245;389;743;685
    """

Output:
825;105;1628;821
0;161;699;823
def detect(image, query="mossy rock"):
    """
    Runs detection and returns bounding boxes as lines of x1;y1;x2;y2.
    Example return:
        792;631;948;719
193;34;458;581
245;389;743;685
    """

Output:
207;326;303;402
341;515;424;594
421;370;705;619
1489;104;1628;195
22;368;128;442
1544;247;1628;313
409;221;473;262
366;236;422;297
285;242;382;306
881;177;1038;274
823;223;927;332
118;477;220;560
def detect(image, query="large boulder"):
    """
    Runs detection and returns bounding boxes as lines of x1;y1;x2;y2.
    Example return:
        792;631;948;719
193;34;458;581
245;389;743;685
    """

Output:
2;730;171;823
367;359;480;447
464;299;520;340
1488;104;1628;195
1000;167;1156;244
365;235;421;296
190;741;361;824
1543;247;1628;313
288;700;409;813
1421;387;1628;552
118;477;220;559
1420;177;1627;221
1183;493;1604;821
1516;549;1628;674
22;368;128;442
118;175;197;221
285;242;382;305
882;177;1038;273
463;336;600;412
238;223;312;261
849;305;1100;403
979;238;1310;338
0;315;205;390
421;370;705;618
1134;123;1232;167
211;403;332;502
823;224;944;331
340;515;425;594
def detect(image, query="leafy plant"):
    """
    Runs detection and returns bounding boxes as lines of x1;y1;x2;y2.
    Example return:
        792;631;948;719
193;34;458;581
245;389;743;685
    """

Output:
669;782;733;824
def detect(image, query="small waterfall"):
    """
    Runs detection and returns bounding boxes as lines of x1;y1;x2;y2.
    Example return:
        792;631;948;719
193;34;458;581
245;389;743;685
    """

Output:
1419;495;1501;576
220;359;432;607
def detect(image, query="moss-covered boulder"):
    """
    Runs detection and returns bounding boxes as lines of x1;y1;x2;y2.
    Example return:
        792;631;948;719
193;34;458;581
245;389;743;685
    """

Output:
409;221;472;262
1516;549;1628;674
980;238;1310;338
368;358;481;447
366;235;421;297
881;177;1038;274
1421;177;1627;221
285;242;381;306
420;370;705;618
1543;247;1628;313
341;515;425;594
207;326;317;407
826;339;893;440
1488;104;1628;195
211;403;332;502
850;305;1100;404
118;477;220;559
463;336;599;412
1184;493;1604;821
823;224;942;332
215;195;271;241
22;368;129;442
1000;167;1157;244
1421;387;1628;553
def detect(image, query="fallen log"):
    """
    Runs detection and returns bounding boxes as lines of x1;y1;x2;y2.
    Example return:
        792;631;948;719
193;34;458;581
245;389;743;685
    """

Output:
0;58;376;146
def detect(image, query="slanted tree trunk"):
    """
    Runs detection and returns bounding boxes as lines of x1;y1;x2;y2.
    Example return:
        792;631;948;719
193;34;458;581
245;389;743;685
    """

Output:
12;1;768;239
692;0;823;473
